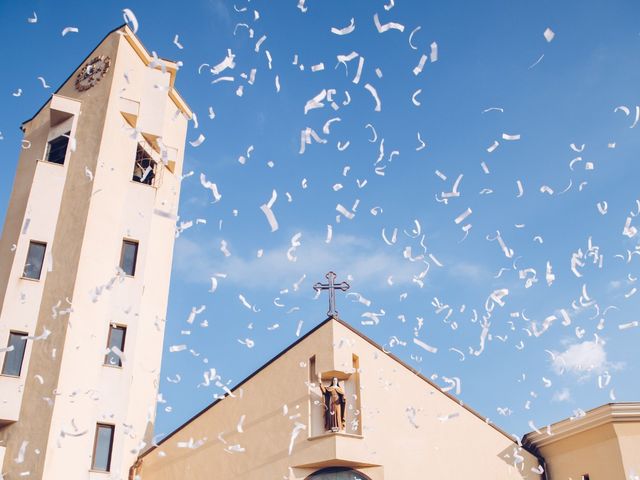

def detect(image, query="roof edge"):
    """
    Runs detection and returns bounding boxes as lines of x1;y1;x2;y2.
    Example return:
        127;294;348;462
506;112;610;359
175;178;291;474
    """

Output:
331;317;529;450
139;316;336;458
140;315;532;460
523;402;640;449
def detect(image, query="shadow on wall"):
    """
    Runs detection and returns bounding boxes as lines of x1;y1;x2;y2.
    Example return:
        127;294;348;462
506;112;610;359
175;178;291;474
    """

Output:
497;443;545;479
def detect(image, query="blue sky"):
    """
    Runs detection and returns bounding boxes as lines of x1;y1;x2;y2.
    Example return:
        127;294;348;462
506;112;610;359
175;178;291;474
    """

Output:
1;0;640;441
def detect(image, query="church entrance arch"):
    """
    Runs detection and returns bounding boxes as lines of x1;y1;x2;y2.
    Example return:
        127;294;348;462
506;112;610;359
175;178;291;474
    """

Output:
306;467;372;480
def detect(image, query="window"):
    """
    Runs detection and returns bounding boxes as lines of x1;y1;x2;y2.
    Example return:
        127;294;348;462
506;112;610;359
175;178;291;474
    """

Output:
23;241;46;280
119;240;138;276
1;332;28;376
582;475;590;480
92;424;114;471
45;131;70;165
104;325;126;367
307;468;371;480
132;144;156;185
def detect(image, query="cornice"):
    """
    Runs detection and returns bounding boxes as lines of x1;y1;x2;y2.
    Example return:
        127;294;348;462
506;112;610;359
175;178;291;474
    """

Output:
524;403;640;448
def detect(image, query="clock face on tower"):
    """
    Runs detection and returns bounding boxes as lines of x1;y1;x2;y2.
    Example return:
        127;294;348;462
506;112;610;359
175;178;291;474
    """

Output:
74;55;111;91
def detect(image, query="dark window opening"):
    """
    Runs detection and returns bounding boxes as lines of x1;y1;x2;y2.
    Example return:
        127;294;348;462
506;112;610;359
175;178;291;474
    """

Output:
1;332;28;376
46;132;71;165
119;240;138;276
308;468;371;480
23;241;46;280
104;325;126;367
582;475;590;480
132;144;156;185
92;424;114;471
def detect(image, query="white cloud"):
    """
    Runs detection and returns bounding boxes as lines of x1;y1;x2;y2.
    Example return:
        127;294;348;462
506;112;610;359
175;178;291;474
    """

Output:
173;232;428;291
448;261;490;282
551;340;622;377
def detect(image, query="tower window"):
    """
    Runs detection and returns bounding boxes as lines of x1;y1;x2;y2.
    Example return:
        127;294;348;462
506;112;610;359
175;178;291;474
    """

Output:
582;475;590;480
23;241;46;280
104;325;126;367
119;240;138;276
132;144;156;185
1;332;28;377
45;131;71;165
92;424;114;472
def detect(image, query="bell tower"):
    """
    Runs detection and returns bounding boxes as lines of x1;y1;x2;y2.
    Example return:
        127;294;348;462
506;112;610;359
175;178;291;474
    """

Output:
0;25;191;478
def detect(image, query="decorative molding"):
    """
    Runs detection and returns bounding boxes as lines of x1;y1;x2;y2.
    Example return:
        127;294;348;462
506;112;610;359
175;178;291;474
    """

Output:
524;403;640;448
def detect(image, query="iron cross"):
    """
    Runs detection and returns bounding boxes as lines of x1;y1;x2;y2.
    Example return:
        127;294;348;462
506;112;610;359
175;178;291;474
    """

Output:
314;271;350;318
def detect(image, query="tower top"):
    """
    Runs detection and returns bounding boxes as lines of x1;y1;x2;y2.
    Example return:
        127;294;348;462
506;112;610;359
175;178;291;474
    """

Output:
21;23;192;131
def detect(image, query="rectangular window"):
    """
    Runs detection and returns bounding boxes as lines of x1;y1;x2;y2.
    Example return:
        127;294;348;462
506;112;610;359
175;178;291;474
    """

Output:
23;241;46;280
46;131;71;165
581;475;590;480
104;325;126;367
119;240;138;276
132;144;156;185
92;424;114;472
1;332;28;376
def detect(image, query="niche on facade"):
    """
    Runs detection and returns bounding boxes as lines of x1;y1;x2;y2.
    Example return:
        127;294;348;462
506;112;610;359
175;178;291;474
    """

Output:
308;354;362;438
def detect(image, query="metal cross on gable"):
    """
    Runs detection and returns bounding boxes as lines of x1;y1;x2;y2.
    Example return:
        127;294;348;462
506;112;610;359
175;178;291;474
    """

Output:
313;271;350;318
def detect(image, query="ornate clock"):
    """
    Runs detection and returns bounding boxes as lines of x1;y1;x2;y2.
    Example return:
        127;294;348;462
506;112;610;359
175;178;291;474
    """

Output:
74;55;111;91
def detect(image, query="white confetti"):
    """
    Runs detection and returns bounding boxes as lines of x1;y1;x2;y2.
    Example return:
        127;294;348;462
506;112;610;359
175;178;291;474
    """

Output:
331;18;355;35
619;321;638;330
502;133;521;141
199;173;222;202
336;204;355;220
454;208;472;225
15;440;28;464
413;337;438;354
364;83;382;111
413;55;428;76
211;49;236;75
373;13;405;33
430;42;438;62
220;240;231;257
122;8;139;33
325;225;333;243
37;77;50;89
61;27;79;36
411;89;422;106
189;134;206;147
543;27;555;42
259;190;279;232
287;233;302;262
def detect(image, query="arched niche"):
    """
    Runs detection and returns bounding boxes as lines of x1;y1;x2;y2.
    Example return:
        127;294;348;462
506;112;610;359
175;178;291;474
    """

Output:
306;467;372;480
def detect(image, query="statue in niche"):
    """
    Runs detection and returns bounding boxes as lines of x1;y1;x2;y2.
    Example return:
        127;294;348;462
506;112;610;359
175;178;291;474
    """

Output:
317;373;346;432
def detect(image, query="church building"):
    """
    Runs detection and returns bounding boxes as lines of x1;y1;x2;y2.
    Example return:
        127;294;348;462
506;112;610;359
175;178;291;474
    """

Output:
0;25;638;480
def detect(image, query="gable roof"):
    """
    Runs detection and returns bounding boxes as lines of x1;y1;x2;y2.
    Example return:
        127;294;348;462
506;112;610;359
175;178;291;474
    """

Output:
140;316;531;459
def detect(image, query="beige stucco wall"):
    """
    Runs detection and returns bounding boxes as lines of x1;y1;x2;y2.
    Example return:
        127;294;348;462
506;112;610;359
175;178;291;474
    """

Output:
137;319;541;480
615;423;640;476
0;25;188;479
537;423;625;479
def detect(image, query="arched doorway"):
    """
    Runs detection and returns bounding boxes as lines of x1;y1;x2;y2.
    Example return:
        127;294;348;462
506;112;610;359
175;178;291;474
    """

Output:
306;467;371;480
